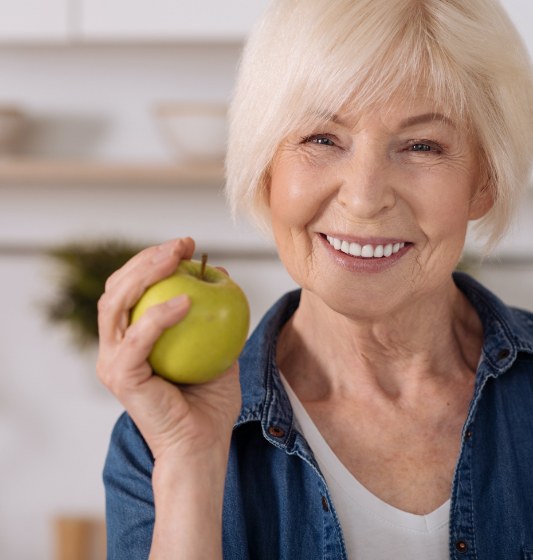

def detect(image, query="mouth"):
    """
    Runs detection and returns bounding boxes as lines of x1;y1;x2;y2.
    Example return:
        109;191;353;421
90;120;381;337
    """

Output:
323;234;411;259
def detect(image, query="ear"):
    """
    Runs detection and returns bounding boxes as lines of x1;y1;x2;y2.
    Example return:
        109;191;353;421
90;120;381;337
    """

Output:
468;174;494;221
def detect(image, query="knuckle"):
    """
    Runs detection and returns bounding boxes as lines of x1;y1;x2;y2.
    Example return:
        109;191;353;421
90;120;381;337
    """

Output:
147;243;167;257
104;272;117;292
124;324;141;346
138;304;163;325
96;352;130;394
97;293;107;313
123;322;152;354
97;292;111;313
125;309;166;345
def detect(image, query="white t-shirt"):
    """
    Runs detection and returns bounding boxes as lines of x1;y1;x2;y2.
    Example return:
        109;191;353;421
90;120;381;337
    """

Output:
280;374;450;560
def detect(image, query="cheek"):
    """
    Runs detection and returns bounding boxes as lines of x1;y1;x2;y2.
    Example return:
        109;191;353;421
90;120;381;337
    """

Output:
409;168;475;234
429;193;470;228
413;190;473;276
269;161;330;231
267;165;321;287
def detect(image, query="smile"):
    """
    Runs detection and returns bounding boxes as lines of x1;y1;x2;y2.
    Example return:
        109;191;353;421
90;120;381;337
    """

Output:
326;235;406;258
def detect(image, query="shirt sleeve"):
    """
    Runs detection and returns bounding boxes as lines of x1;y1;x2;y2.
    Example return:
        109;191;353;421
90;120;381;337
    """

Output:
103;412;155;560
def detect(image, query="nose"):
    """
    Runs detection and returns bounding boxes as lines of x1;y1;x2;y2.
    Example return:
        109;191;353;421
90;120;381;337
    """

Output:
337;146;396;219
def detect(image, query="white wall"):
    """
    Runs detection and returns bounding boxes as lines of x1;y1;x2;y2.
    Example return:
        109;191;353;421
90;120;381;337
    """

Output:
0;44;297;560
1;2;533;559
0;44;239;161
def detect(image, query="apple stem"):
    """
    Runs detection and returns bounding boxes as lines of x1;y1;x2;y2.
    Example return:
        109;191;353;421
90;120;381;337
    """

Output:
200;253;208;280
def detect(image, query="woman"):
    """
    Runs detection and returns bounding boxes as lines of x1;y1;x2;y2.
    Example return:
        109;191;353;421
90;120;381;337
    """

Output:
98;1;533;558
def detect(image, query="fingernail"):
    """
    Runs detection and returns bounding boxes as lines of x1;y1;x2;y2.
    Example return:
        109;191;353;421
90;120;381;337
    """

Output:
167;295;188;307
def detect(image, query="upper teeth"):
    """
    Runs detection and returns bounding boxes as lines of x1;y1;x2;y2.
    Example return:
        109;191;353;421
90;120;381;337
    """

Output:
326;236;405;258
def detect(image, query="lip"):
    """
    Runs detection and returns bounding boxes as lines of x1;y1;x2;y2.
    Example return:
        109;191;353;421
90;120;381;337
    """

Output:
319;233;412;273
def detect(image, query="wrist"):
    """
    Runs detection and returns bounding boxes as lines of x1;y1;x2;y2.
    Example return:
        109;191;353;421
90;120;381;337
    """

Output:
152;444;230;490
149;446;230;559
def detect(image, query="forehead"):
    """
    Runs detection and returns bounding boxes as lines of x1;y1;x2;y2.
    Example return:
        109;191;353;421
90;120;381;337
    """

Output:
307;84;470;134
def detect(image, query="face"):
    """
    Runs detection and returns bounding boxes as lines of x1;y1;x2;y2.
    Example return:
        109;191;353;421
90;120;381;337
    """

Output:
268;96;492;318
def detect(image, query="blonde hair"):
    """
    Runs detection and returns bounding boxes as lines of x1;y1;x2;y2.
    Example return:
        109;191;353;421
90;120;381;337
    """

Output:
225;0;533;251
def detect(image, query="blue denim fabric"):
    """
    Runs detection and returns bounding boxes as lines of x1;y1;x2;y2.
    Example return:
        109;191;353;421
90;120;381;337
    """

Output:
104;272;533;559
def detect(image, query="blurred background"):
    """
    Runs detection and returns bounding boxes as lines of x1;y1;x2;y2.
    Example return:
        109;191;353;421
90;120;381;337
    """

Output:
0;1;531;559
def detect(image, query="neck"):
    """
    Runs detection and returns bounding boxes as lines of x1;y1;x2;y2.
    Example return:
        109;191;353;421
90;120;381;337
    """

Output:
277;278;483;404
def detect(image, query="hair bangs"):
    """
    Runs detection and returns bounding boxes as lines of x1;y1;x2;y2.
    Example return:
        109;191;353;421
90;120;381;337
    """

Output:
226;0;533;249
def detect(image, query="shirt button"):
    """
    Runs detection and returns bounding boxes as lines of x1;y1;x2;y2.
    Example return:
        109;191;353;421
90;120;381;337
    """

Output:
455;540;468;553
321;495;329;512
465;429;473;440
268;426;285;438
497;348;511;360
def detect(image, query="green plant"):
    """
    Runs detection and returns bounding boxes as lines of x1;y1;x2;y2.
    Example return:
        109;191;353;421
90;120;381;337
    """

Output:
44;240;144;348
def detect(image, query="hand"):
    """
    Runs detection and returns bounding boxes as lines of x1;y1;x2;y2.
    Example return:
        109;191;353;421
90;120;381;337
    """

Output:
96;237;242;463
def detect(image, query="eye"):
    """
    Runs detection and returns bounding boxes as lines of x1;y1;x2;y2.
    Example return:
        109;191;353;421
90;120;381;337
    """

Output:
301;134;336;147
411;143;431;152
407;141;443;154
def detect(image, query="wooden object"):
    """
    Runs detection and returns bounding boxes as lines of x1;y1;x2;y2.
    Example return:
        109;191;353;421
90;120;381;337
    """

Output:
54;516;106;560
0;159;224;186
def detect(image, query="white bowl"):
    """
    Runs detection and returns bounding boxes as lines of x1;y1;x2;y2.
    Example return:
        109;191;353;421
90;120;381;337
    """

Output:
154;103;227;164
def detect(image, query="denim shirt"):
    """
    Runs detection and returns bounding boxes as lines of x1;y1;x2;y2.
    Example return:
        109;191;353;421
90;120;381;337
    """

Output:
104;272;533;559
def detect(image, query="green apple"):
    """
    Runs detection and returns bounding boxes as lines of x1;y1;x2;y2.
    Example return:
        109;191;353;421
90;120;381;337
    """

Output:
130;255;250;384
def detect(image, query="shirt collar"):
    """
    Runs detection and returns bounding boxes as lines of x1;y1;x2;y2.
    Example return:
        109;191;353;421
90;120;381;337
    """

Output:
236;289;300;447
453;271;533;377
236;273;533;437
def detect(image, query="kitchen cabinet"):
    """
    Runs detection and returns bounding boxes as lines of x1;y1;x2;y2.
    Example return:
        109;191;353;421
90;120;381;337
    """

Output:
79;0;270;42
0;0;70;42
0;0;268;43
0;1;529;47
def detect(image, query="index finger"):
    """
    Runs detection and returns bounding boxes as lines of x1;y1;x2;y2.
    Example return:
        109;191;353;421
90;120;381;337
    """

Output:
98;237;195;344
105;237;195;292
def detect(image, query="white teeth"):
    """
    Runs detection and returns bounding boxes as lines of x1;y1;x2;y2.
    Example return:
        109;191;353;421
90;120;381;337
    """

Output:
349;242;362;257
361;244;374;258
326;236;406;258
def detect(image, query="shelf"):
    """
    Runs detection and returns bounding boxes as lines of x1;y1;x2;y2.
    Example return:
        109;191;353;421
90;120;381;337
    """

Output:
0;242;279;261
0;159;224;186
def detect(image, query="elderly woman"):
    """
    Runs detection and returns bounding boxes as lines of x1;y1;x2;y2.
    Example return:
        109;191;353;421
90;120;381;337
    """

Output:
98;1;533;558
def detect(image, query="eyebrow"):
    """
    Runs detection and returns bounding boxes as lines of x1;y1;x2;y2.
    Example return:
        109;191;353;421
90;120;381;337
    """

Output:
399;112;456;129
328;113;347;125
309;110;457;130
310;111;346;125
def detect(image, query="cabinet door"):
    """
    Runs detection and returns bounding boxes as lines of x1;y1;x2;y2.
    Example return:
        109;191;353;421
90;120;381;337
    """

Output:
79;0;269;41
0;0;69;42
